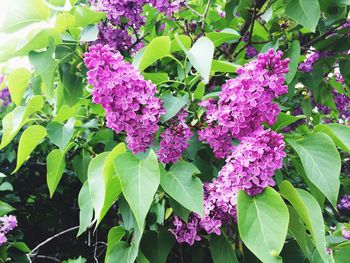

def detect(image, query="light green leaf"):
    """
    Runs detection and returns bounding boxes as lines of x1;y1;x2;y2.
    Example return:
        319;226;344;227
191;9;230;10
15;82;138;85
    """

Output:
237;187;289;263
285;0;320;32
0;0;51;33
194;82;205;100
106;226;125;258
114;150;160;231
285;40;301;84
7;68;31;105
280;181;332;263
46;149;66;197
29;46;58;98
314;124;350;154
46;118;76;151
160;93;189;123
16;28;62;55
143;73;169;85
88;152;110;222
170;35;191;53
210;234;239;263
271;112;305;132
0;95;43;150
72;150;91;183
287;133;341;207
74;6;105;28
98;143;126;225
187;37;215;84
141;230;175;263
206;29;240;47
334;247;350;263
211;60;238;73
13;125;47;173
77;181;94;236
138;36;172;71
160;161;204;217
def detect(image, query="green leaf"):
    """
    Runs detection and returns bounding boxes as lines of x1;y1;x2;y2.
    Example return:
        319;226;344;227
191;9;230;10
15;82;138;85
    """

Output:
170;35;191;53
29;46;58;98
271;112;305;132
0;0;50;33
16;28;62;55
160;93;189;122
194;82;205;100
237;187;289;263
59;63;84;106
210;234;239;263
287;133;341;207
285;0;320;32
114;150;160;231
11;242;31;253
0;95;43;150
279;181;332;263
46;149;66;197
287;206;313;260
87;152;110;222
137;36;171;71
13;125;47;173
187;37;215;84
72;150;91;183
0;201;15;216
7;68;31;105
98;143;126;225
211;60;238;73
141;230;175;263
285;40;301;84
74;6;105;28
169;198;190;222
160;161;204;217
206;29;240;47
334;247;350;263
46;118;76;151
77;181;94;236
143;73;169;85
106;226;125;258
314;124;350;154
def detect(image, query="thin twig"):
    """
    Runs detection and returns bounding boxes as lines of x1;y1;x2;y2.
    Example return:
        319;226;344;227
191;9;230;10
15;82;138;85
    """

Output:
201;0;212;32
184;2;203;17
94;230;98;263
28;226;80;257
35;255;61;262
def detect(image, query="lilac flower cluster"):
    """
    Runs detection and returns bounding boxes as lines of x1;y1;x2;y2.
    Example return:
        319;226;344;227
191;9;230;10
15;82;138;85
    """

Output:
84;44;164;153
172;129;286;245
298;51;340;73
91;0;183;52
199;49;289;158
171;50;288;245
157;110;192;164
334;91;350;123
342;227;350;240
338;195;350;211
0;75;11;109
246;45;258;58
0;215;17;246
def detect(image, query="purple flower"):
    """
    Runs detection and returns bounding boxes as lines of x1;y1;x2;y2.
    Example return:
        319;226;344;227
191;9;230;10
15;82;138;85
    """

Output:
84;44;165;153
170;216;201;245
246;45;258;58
338;195;350;211
199;49;289;158
0;215;17;246
342;227;350;240
157;110;192;164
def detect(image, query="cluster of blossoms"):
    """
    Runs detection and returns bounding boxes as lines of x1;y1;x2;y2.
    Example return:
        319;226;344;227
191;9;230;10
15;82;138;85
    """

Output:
171;50;289;245
342;227;350;240
199;49;289;158
157;110;192;164
91;0;183;52
0;75;10;110
0;215;17;246
84;44;164;153
338;195;350;211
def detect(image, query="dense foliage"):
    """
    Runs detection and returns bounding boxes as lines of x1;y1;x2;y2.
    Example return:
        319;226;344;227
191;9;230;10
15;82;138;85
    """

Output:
0;0;350;262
